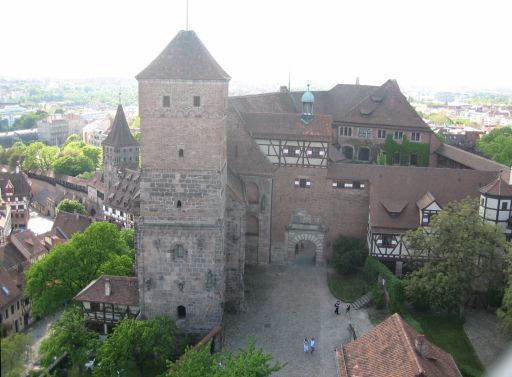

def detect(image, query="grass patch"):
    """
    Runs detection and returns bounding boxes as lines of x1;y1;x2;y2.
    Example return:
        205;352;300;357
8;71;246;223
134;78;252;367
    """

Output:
328;272;367;302
417;315;485;377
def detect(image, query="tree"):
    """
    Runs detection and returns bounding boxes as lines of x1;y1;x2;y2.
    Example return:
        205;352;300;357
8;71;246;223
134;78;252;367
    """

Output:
498;249;512;335
404;198;506;317
39;307;99;373
94;316;176;377
82;145;102;168
331;235;367;275
22;142;59;172
26;222;134;316
53;154;94;176
478;127;512;166
166;338;284;377
2;141;26;167
1;332;31;377
57;198;86;214
63;134;82;147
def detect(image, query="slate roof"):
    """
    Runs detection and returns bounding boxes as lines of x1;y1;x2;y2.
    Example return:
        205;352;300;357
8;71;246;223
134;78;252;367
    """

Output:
336;313;462;377
104;169;140;216
480;176;512;197
74;275;139;306
102;105;138;147
436;143;509;172
327;163;497;231
0;267;22;308
240;112;332;141
52;211;93;240
136;30;230;81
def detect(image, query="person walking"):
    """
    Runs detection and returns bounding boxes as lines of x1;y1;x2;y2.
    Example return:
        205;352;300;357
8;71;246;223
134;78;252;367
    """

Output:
310;337;316;354
303;338;309;354
334;300;340;315
346;304;351;320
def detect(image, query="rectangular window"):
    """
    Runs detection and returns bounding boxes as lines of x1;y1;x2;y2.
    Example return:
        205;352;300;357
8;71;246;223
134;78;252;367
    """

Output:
193;96;201;107
339;126;352;137
295;178;311;188
502;201;509;210
394;131;403;140
411;132;420;142
393;152;400;165
163;96;171;108
410;153;418;166
17;301;20;310
382;235;394;247
11;305;14;314
5;309;8;319
378;130;386;139
358;128;372;138
281;147;290;156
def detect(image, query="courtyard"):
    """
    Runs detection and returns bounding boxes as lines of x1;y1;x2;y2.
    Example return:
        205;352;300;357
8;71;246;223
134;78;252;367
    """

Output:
223;247;374;376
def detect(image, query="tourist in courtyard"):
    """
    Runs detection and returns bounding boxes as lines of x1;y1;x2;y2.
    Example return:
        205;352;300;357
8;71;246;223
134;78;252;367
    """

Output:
346;304;351;320
303;337;309;353
310;337;316;354
334;300;340;315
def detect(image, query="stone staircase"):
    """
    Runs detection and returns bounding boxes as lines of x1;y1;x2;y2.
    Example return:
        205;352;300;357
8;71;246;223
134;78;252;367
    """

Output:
352;292;372;310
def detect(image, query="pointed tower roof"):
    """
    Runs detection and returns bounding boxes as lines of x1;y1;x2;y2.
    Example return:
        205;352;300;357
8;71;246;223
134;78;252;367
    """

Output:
136;30;230;81
103;105;138;147
480;175;512;197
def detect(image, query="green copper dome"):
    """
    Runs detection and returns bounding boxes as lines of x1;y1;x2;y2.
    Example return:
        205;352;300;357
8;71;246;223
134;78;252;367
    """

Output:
301;89;315;103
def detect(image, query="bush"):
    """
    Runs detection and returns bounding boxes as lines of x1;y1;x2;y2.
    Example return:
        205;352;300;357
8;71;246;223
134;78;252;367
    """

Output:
371;286;386;309
363;257;404;313
487;285;504;308
332;235;367;275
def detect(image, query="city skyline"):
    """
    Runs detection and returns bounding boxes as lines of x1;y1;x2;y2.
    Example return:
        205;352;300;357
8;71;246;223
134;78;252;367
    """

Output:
2;0;512;91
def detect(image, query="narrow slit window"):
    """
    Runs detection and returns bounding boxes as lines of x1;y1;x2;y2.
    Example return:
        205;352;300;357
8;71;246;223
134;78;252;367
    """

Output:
177;200;182;208
163;96;171;108
193;96;201;107
178;149;184;157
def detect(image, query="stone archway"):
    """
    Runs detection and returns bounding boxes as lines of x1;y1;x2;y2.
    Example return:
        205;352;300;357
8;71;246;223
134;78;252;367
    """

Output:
284;209;328;266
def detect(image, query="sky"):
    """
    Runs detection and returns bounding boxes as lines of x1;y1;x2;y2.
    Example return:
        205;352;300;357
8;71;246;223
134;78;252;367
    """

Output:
2;0;512;91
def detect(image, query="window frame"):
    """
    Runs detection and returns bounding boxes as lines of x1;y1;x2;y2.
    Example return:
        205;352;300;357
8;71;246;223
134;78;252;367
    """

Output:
163;96;171;108
377;129;386;139
193;96;201;107
394;131;403;140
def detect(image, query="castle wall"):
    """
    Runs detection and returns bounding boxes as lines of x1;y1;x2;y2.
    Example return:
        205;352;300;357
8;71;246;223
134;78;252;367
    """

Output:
269;166;369;262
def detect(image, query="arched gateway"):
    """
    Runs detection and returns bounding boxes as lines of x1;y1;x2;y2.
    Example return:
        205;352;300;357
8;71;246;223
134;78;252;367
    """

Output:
284;209;328;266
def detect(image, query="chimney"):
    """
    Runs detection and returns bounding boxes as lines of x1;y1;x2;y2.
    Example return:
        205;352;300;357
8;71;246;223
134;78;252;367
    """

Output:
279;86;288;93
105;278;111;296
415;334;426;357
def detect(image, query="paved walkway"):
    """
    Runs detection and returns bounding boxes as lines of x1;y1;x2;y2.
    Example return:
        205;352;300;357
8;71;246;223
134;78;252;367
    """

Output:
463;308;510;369
224;249;373;377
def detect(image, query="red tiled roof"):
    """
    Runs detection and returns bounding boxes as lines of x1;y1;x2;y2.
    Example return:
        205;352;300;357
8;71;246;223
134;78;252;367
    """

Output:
416;192;436;210
240;112;332;141
136;30;230;81
336;313;462;377
436;143;509;172
479;176;512;197
0;267;22;308
74;275;139;306
52;211;93;240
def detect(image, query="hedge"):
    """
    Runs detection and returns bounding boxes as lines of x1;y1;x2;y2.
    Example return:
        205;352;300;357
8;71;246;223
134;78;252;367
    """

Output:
363;257;423;332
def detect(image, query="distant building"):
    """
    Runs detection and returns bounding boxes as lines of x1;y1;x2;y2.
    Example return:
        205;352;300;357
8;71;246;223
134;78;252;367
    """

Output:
335;313;462;377
74;275;139;334
0;267;27;337
37;113;86;146
0;166;31;230
82;118;111;147
103;169;139;229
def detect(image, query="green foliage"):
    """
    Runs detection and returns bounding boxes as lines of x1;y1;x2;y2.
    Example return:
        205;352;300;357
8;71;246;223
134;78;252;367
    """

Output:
22;142;60;172
477;126;512;166
94;316;176;377
120;228;135;250
376;151;386;165
424;112;453;125
53;154;94;176
497;249;512;336
1;332;31;377
9;111;47;131
56;199;86;215
363;257;404;313
382;134;430;166
63;134;82;147
26;222;134;316
166;338;285;377
39;307;99;370
130;116;140;129
82;145;102;168
1;141;26;166
371;286;386;309
327;272;367;302
404;198;506;315
331;235;367;275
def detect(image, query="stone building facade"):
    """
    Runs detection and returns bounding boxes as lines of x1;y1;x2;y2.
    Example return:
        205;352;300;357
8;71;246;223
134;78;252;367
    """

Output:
134;29;510;337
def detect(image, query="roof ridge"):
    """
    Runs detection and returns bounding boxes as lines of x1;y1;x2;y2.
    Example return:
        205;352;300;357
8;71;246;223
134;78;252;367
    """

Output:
440;144;508;168
393;314;425;376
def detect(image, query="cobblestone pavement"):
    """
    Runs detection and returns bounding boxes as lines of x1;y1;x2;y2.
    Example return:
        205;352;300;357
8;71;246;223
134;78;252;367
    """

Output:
463;308;510;369
224;249;374;377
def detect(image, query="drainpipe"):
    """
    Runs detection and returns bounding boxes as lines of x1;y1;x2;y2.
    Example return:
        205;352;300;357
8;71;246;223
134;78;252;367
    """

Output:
269;177;273;263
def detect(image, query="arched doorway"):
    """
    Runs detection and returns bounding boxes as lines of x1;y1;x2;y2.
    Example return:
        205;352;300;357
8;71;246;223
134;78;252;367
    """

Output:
284;210;327;266
293;239;317;265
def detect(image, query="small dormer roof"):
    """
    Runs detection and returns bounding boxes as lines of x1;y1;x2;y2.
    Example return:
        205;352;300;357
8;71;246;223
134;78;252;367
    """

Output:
416;191;436;210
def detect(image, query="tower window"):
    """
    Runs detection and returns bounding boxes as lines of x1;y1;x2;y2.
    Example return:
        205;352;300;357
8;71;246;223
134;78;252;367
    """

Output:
193;96;201;107
178;149;184;157
177;200;182;208
163;96;171;108
177;305;186;319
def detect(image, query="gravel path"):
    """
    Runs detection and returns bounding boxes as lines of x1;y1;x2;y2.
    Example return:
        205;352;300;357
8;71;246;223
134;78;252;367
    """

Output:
224;249;373;377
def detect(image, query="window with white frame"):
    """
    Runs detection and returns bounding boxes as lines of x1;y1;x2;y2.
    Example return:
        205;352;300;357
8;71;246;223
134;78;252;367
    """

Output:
411;132;420;142
394;131;403;140
358;128;372;138
339;126;352;137
378;130;386;139
294;178;311;188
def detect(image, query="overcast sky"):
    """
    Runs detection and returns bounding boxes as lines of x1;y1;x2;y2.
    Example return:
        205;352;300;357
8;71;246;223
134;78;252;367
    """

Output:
2;0;511;91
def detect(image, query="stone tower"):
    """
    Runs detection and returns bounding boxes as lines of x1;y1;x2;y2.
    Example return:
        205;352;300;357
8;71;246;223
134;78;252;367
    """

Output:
102;104;139;190
136;30;231;335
